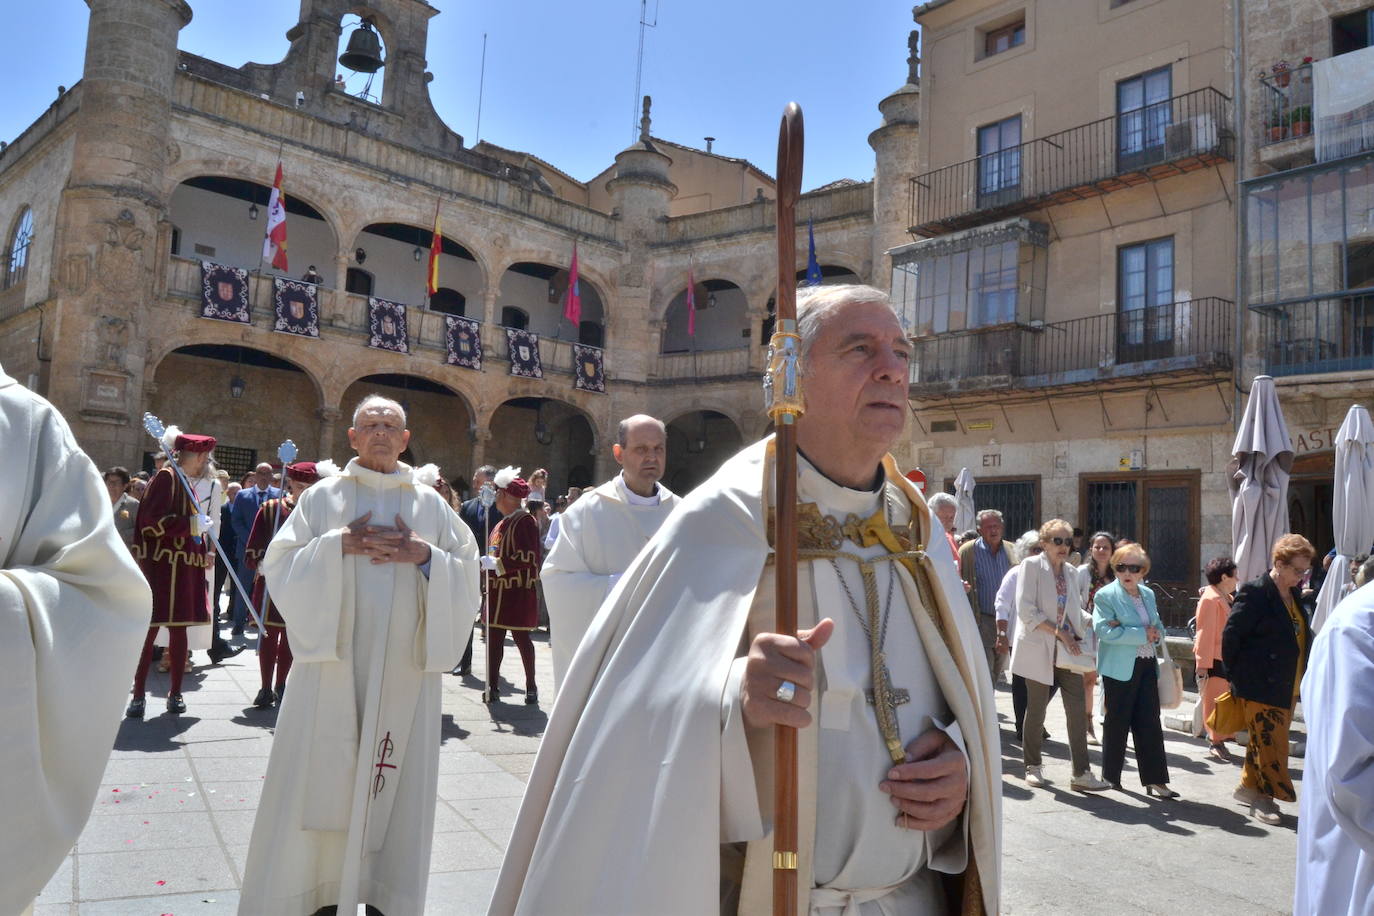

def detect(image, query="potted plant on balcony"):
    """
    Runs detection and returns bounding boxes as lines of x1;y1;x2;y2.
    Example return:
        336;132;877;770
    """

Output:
1289;105;1313;138
1271;59;1291;88
1267;111;1288;143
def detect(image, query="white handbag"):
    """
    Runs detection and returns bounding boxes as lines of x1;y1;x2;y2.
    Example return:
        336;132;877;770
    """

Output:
1156;642;1183;710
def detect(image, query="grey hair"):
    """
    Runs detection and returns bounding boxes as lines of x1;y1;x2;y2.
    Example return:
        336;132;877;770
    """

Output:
975;508;1004;525
1357;555;1374;588
351;394;407;427
927;492;958;512
795;284;896;368
1011;530;1041;564
617;414;667;447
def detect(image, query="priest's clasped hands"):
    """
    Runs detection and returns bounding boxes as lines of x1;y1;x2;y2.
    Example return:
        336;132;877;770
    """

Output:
741;617;968;832
341;511;432;565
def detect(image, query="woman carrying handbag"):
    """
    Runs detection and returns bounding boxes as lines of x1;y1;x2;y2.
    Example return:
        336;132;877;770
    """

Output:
1010;519;1112;792
1092;542;1177;798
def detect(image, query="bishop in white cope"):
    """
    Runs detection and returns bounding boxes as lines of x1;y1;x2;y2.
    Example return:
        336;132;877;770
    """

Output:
0;364;152;914
239;396;481;915
1295;579;1374;915
543;413;679;688
491;287;1001;915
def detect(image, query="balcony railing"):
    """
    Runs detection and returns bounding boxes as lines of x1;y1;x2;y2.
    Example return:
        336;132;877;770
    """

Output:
1258;62;1314;148
165;256;601;377
649;347;752;380
908;297;1234;395
1255;294;1374;377
908;88;1233;237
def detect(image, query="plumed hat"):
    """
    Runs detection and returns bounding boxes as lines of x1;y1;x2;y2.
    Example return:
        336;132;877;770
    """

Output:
163;424;216;454
494;465;529;499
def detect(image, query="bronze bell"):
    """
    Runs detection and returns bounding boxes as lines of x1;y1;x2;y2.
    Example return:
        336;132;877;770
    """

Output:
339;20;384;74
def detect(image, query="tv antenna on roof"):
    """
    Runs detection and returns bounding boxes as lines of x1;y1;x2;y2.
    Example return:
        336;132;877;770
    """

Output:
632;0;660;143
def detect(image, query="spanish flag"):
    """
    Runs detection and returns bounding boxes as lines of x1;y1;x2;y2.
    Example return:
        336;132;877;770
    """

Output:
426;200;442;297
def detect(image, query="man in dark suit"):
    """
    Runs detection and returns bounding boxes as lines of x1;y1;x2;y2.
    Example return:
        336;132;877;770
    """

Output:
453;464;500;676
228;463;281;636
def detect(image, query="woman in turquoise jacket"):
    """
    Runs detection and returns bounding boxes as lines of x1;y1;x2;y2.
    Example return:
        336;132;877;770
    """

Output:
1092;542;1176;797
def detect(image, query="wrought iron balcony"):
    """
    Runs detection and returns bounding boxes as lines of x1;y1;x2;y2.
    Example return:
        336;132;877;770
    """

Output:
1258;62;1315;148
908;88;1234;237
1254;294;1374;377
908;297;1234;397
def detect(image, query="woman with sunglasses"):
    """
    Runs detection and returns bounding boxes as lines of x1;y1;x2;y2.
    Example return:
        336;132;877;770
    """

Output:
1091;542;1175;797
1078;531;1116;746
1010;519;1111;791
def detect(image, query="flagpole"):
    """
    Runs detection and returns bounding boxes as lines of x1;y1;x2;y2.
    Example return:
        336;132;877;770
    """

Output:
255;140;287;315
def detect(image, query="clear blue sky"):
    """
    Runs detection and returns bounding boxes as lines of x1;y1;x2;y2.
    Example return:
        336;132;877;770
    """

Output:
4;1;916;191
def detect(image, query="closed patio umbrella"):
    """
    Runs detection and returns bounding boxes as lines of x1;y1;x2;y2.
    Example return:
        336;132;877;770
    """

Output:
1310;404;1374;634
953;467;976;533
1230;376;1295;583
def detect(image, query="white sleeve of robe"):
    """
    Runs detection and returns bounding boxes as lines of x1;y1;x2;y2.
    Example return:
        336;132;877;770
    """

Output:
262;501;349;664
0;386;152;914
262;482;481;670
540;509;615;619
1323;627;1374;855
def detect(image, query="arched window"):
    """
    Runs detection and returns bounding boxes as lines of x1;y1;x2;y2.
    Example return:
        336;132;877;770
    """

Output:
501;306;529;330
430;287;466;316
346;267;374;296
5;207;33;290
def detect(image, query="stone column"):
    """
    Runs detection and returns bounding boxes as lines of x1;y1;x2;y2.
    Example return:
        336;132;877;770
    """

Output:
317;406;342;459
49;0;194;468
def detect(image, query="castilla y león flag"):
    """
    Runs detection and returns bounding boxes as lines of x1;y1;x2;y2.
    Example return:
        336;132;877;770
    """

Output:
263;162;288;271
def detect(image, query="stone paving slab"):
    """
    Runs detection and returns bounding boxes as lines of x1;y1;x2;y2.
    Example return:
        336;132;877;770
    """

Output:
35;619;1301;914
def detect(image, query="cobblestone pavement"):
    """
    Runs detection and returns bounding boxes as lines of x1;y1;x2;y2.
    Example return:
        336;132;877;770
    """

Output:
36;627;1299;914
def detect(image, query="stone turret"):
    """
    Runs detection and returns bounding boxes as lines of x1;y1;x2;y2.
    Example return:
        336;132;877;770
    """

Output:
50;0;193;464
868;29;922;289
605;96;678;383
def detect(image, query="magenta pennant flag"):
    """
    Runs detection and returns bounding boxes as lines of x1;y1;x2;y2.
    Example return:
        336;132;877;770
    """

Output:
686;268;696;337
563;241;581;328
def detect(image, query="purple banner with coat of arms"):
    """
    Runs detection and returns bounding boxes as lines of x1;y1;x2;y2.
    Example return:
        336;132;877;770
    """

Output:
368;297;409;353
272;277;319;338
505;328;543;379
445;316;483;371
199;261;250;323
573;343;605;393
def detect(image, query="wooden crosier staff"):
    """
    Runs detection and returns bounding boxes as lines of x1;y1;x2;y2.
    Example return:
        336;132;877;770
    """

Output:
767;101;805;916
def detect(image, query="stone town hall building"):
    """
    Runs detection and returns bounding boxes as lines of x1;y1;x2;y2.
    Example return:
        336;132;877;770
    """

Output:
0;0;902;496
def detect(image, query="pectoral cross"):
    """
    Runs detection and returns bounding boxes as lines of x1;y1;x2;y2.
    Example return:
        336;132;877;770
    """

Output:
866;652;910;765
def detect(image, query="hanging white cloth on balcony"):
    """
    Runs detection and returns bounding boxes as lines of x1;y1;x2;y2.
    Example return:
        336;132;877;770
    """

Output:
1310;405;1374;635
1313;47;1374;162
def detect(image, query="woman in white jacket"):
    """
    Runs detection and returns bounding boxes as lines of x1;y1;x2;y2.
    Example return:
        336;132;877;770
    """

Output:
1009;518;1112;791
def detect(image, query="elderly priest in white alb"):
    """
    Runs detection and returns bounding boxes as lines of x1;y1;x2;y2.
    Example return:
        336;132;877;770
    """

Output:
0;364;152;916
543;413;678;689
490;286;1001;916
239;395;481;916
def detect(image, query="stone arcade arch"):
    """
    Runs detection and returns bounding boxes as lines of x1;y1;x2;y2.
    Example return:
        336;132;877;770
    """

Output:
661;279;749;354
664;410;744;495
168;176;338;279
497;262;606;345
335;373;476;486
149;344;325;474
352;222;482;309
485;397;598;498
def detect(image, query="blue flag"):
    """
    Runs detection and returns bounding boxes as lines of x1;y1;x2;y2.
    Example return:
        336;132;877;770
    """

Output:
805;218;822;286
